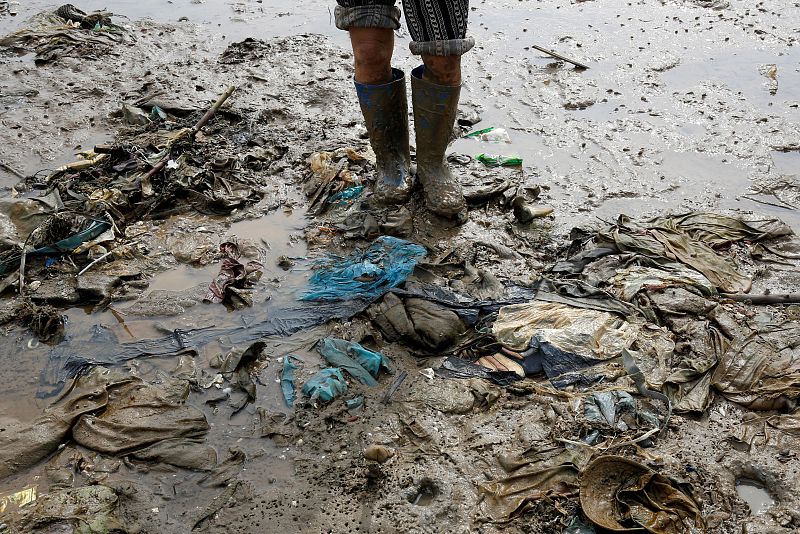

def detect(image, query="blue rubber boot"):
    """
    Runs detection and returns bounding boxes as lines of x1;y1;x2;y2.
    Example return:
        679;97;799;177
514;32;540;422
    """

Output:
411;65;467;221
355;69;412;206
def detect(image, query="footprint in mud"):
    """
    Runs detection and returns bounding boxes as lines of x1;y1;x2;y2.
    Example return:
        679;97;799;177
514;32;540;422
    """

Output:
407;479;439;506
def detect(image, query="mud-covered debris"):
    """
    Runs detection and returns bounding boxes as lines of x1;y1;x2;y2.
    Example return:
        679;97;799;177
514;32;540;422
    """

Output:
363;444;394;463
0;485;37;515
512;197;554;223
305;149;371;214
479;447;589;521
580;455;704;533
203;242;263;309
367;292;465;351
594;213;793;294
0;5;131;64
15;298;64;342
12;485;125;533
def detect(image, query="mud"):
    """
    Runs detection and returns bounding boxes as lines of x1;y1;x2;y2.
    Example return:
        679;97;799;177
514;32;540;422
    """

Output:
1;1;800;533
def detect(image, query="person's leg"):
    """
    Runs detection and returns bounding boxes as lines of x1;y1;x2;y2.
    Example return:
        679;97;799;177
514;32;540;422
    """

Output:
335;1;412;205
403;0;473;220
349;27;394;85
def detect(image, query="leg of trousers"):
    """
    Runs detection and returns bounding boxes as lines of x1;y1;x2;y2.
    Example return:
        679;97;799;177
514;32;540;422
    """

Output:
335;0;474;56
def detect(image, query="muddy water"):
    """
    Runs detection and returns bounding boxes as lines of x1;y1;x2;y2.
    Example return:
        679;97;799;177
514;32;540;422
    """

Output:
736;478;776;515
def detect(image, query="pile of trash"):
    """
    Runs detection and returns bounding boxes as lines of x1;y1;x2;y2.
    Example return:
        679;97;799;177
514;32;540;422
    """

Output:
0;4;133;64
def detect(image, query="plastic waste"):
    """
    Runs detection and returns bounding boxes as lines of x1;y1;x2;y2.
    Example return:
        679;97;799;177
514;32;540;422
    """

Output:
302;368;348;402
580;455;705;533
463;127;512;143
476;153;523;167
328;185;365;204
302;236;427;302
0;485;38;514
316;338;392;386
281;356;299;407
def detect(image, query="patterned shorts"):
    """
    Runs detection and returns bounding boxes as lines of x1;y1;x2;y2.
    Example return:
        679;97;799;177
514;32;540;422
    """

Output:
335;0;474;56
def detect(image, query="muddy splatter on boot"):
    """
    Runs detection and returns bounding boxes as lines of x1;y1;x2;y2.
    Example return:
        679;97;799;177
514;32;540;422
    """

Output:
411;65;467;221
355;69;412;206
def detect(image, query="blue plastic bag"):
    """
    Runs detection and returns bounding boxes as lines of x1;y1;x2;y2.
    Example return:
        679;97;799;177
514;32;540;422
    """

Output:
302;368;348;402
281;356;300;407
301;236;427;302
317;338;392;386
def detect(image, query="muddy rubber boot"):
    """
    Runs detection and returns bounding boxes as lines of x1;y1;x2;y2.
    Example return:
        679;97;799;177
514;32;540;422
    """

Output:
411;65;467;221
355;68;412;206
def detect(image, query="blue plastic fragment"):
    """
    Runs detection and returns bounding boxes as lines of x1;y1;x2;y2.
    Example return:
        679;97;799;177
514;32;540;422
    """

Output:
281;355;300;407
302;368;348;402
301;236;426;302
45;258;58;268
328;185;364;204
345;396;364;414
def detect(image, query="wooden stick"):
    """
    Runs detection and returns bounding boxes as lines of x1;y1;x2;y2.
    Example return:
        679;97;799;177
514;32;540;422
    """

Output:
721;293;800;305
531;45;589;69
142;85;237;182
0;160;25;180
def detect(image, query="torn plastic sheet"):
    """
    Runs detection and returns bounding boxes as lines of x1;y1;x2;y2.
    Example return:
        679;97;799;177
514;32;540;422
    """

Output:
316;338;392;386
302;236;427;302
39;298;371;396
493;301;640;358
608;262;717;301
478;447;590;521
435;356;522;387
302;368;348;402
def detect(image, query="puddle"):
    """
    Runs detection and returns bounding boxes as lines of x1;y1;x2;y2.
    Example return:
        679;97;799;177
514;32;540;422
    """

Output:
771;150;799;176
229;207;309;260
736;478;776;515
148;264;218;292
407;480;438;506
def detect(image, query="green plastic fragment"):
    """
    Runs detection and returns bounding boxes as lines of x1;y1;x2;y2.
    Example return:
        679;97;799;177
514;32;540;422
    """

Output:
463;127;496;138
476;153;523;167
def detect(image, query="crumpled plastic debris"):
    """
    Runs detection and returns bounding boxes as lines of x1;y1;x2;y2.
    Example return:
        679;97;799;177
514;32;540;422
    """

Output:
492;301;641;372
302;236;426;302
316;338;392;386
302;367;348;402
597;213;793;293
0;485;37;514
0;214;111;276
203;242;263;308
479;447;590;521
215;341;265;413
580;455;705;533
0;367;210;479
